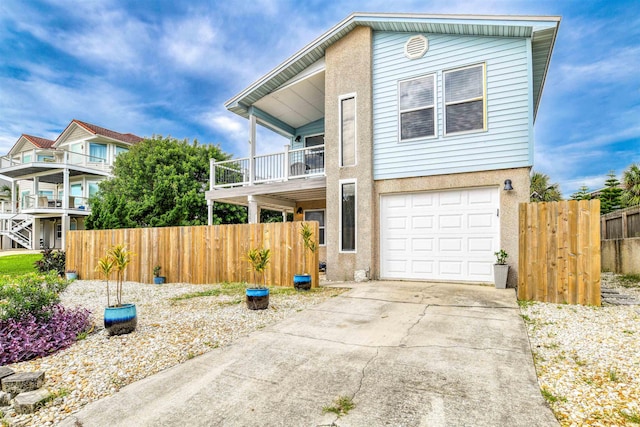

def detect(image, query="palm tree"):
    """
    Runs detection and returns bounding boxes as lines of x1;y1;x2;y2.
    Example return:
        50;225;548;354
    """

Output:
621;163;640;207
530;171;562;202
0;184;10;198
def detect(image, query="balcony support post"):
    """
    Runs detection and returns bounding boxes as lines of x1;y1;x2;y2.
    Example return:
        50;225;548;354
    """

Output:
248;195;259;224
283;144;290;181
11;180;16;213
249;114;256;186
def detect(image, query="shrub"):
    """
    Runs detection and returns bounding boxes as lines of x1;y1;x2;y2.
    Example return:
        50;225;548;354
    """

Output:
34;249;66;275
0;272;68;321
0;304;91;365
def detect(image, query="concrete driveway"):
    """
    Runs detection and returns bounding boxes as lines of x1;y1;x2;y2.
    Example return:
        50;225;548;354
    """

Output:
60;281;557;426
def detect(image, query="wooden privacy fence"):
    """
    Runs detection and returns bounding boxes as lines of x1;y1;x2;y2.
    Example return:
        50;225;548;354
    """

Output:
518;200;601;305
601;205;640;239
66;222;319;287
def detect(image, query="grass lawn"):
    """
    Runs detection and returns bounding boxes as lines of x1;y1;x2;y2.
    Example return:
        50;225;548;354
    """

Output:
0;254;41;277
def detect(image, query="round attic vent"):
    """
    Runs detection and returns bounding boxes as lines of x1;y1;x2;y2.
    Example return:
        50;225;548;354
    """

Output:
404;35;429;59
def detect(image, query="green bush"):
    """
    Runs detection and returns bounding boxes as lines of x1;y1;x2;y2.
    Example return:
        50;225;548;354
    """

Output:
0;272;68;320
34;249;66;275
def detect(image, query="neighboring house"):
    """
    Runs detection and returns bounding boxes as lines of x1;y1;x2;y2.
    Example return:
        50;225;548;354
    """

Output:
206;12;560;285
0;119;142;250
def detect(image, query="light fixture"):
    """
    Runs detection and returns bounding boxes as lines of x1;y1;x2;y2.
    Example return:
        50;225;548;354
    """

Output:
504;179;513;191
296;207;303;214
295;135;301;142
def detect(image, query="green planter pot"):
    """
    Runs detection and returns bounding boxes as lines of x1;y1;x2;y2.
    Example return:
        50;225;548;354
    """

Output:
104;303;137;336
246;288;269;310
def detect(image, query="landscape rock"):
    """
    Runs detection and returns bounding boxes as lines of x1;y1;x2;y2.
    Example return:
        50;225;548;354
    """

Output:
1;372;45;396
13;388;50;414
0;367;15;381
0;390;9;405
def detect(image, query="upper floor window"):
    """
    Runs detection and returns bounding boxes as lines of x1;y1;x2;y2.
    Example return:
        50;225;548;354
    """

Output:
89;143;107;163
444;63;486;135
399;74;435;141
115;146;129;156
22;154;32;163
340;95;356;167
304;210;325;246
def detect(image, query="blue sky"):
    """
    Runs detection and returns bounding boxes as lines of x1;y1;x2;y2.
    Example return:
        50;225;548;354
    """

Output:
1;0;638;196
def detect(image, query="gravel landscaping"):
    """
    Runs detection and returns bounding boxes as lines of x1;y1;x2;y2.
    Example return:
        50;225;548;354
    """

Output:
521;273;640;426
2;280;346;426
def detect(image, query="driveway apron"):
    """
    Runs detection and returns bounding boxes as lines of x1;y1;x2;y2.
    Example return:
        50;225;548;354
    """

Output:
60;281;557;427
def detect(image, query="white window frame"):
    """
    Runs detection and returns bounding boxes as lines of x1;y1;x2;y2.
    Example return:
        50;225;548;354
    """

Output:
398;73;437;142
303;209;326;246
339;179;357;253
56;223;62;239
443;63;487;136
338;93;357;167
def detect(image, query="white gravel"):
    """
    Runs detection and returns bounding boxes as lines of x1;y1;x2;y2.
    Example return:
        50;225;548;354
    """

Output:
521;273;640;426
2;280;346;427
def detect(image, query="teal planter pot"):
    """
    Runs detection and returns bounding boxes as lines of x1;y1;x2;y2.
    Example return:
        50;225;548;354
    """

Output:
153;276;166;285
293;274;311;290
246;288;269;310
104;303;137;336
65;272;78;280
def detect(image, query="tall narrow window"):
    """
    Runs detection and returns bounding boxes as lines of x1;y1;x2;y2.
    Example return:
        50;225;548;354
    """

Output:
399;74;435;140
89;143;107;163
340;96;356;167
115;146;129;157
304;210;325;245
444;64;486;135
340;181;356;252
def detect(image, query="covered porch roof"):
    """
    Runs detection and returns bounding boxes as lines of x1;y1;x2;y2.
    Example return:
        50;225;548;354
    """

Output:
225;12;560;129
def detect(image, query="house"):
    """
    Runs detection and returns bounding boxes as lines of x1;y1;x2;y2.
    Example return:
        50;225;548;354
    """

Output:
206;12;560;286
0;119;142;250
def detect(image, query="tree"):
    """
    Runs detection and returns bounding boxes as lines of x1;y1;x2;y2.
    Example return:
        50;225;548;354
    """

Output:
570;185;592;201
621;163;640;207
598;171;623;214
86;136;246;229
0;184;10;198
530;171;562;202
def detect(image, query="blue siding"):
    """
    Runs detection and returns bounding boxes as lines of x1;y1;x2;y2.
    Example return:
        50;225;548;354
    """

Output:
292;119;325;149
372;31;532;180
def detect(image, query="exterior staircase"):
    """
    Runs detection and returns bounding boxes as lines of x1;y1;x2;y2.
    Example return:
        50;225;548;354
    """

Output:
0;214;33;249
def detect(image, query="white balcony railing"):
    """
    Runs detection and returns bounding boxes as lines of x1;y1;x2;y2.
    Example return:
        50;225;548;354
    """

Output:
20;195;91;213
211;145;325;188
0;149;110;172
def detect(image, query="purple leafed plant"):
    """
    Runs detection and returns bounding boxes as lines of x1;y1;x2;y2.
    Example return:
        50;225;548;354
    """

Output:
0;304;92;365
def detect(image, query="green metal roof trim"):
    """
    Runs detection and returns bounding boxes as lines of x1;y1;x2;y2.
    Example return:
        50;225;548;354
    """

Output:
226;12;560;121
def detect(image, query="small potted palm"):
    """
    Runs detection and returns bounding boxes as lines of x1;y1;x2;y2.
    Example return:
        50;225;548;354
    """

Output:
153;265;166;284
245;247;270;310
95;244;137;335
493;249;509;289
293;222;317;290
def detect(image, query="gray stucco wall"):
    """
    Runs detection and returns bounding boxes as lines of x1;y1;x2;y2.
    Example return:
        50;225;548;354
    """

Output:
325;26;374;281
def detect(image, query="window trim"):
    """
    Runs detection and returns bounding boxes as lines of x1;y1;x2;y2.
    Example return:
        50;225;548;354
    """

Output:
443;62;487;136
338;93;357;167
339;179;357;253
398;73;437;142
303;209;326;246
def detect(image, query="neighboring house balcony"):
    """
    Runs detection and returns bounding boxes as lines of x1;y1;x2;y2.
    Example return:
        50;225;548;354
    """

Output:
208;144;326;221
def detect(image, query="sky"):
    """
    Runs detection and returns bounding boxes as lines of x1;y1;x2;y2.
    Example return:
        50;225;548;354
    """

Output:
0;0;638;196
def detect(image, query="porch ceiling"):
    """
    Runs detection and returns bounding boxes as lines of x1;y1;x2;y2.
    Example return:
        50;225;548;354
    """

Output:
206;177;326;208
0;164;109;183
253;71;325;129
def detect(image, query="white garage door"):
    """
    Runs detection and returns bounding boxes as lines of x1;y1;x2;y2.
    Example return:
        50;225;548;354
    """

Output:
380;187;500;282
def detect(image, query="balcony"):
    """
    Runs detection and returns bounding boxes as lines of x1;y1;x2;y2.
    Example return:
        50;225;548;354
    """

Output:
211;145;325;188
0;149;111;178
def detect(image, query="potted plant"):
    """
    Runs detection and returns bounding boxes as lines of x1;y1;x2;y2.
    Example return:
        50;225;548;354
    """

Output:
95;244;137;335
493;249;509;289
153;265;166;285
65;269;78;280
245;247;270;310
293;222;317;290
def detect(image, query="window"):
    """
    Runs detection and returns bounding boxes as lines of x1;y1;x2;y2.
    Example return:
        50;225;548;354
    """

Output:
115;146;129;156
340;96;356;167
88;182;100;197
56;224;62;239
305;135;324;173
399;74;435;140
304;210;325;245
340;181;356;252
444;64;486;135
22;154;32;163
37;154;54;162
89;143;107;163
